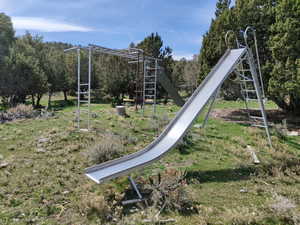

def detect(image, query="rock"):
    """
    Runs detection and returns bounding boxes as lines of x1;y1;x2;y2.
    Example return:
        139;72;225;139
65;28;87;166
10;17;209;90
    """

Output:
287;131;298;136
0;162;9;168
240;188;248;193
36;148;46;153
38;138;50;143
193;123;202;128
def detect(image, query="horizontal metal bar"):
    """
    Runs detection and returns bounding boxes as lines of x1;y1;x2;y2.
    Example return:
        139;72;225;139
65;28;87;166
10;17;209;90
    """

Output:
250;116;264;120
64;46;80;52
246;98;258;101
252;124;267;128
122;199;144;205
80;100;89;103
241;90;256;92
80;83;89;86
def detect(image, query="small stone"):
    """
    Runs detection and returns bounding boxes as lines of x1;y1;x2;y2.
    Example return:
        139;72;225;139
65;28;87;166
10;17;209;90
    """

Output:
0;162;9;168
38;138;50;143
36;148;46;153
193;123;202;128
287;131;298;136
240;188;248;193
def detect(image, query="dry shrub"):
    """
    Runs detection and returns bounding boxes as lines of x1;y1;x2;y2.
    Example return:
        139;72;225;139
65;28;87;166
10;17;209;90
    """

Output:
139;169;198;215
0;104;37;123
87;133;125;164
81;194;114;222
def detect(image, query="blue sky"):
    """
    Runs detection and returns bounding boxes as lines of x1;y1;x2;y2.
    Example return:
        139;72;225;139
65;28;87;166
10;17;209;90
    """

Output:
0;0;220;60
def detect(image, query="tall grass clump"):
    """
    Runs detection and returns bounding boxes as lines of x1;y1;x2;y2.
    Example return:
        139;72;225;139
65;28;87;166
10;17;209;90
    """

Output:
87;133;125;164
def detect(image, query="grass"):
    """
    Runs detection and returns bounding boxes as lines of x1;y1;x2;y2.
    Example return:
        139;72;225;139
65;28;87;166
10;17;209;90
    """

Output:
0;95;299;225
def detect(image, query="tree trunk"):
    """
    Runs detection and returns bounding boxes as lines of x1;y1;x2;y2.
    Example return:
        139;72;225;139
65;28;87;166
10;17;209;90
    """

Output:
63;90;68;101
31;95;35;107
36;94;42;108
48;92;52;108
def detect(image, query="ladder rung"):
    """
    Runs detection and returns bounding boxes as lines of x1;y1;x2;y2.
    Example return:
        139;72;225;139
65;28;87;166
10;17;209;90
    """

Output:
145;88;156;91
246;98;258;101
77;91;89;94
146;67;157;70
252;124;267;128
145;95;155;97
79;109;90;112
240;79;253;82
242;90;256;92
145;75;155;78
80;100;89;103
250;116;264;120
80;83;89;86
145;82;156;84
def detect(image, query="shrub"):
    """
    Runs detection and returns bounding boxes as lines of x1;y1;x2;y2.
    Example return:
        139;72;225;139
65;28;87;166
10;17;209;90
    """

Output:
0;104;37;123
140;169;198;215
87;133;125;164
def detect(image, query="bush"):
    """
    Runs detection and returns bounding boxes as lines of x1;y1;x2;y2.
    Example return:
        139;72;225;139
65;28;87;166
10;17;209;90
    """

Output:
0;104;37;123
87;133;125;164
140;169;198;215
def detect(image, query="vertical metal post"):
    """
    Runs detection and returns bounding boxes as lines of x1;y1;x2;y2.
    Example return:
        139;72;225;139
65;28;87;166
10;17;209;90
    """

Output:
135;52;140;111
142;60;147;115
88;46;92;130
77;48;81;130
202;86;221;128
153;59;158;116
253;34;265;100
247;51;272;148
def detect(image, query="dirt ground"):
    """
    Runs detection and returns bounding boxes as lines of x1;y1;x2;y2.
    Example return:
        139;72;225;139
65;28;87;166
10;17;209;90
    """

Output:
210;108;300;132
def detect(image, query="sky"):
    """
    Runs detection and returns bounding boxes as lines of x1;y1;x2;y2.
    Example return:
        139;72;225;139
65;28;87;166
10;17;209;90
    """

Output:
0;0;220;60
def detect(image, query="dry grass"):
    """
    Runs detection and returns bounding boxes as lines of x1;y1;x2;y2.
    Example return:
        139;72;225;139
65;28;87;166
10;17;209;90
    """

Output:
86;132;125;164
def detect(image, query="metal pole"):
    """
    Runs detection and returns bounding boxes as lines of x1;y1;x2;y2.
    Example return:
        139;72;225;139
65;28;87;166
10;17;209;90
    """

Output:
77;48;81;130
202;86;221;128
88;46;92;130
253;32;265;100
244;27;266;100
153;60;158;116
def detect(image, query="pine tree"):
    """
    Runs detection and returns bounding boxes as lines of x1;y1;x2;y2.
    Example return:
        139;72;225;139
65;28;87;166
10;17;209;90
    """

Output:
215;0;231;17
267;0;300;114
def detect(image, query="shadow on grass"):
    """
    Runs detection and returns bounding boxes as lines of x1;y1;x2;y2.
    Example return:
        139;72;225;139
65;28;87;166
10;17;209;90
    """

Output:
48;98;111;111
286;139;300;150
186;166;256;183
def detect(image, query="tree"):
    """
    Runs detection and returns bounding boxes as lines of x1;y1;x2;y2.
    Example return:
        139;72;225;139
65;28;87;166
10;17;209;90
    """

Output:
215;0;231;17
137;33;174;100
5;33;48;107
183;55;199;95
0;13;15;105
172;58;187;89
267;0;300;114
198;0;277;100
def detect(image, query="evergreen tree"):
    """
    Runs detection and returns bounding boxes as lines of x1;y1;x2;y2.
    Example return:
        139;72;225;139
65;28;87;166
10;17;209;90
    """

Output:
215;0;231;17
0;13;15;105
267;0;300;114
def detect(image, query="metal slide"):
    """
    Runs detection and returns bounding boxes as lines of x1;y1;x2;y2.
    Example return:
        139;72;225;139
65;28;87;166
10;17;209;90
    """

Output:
85;48;247;184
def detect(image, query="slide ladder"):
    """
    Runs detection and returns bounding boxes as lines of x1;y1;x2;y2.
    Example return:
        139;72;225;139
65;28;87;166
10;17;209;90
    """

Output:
143;59;158;116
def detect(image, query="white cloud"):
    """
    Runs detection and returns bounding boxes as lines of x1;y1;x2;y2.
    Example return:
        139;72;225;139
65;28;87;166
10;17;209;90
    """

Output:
11;17;94;32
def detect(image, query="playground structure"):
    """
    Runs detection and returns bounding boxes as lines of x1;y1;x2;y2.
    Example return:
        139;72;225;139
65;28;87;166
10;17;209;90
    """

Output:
64;45;184;131
84;27;273;203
